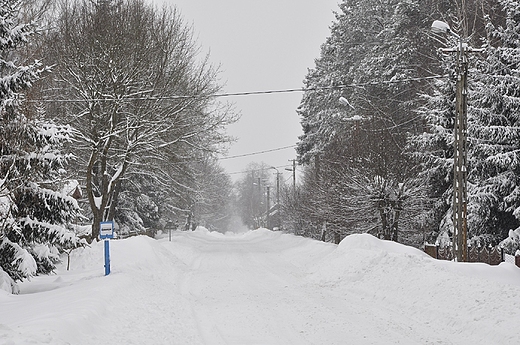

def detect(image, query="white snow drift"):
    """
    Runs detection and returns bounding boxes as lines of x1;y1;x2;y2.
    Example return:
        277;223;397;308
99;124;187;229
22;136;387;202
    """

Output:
1;228;519;344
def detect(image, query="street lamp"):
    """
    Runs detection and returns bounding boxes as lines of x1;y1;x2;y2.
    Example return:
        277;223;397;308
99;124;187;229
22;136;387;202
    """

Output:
431;20;483;262
339;96;355;110
338;96;363;122
269;166;282;230
431;20;459;38
269;166;280;207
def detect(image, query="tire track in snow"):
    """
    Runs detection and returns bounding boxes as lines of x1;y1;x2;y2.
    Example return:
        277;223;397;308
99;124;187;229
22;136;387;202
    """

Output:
172;230;394;344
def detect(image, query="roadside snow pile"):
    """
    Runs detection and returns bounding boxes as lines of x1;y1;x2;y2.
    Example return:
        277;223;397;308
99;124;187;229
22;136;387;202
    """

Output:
0;236;199;345
1;230;520;345
309;233;430;285
310;233;520;287
309;233;520;345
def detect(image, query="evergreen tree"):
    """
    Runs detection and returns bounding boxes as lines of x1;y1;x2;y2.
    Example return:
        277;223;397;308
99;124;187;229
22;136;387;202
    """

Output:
408;51;457;244
468;0;520;244
0;0;82;293
295;0;438;244
409;0;518;246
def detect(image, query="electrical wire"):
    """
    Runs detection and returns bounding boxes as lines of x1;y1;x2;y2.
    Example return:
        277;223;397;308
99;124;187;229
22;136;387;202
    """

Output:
24;74;449;178
219;145;296;160
228;164;293;175
27;75;448;103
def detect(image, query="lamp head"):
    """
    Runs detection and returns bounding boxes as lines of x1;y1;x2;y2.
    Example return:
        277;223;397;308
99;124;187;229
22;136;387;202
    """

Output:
431;20;460;39
431;20;451;35
339;97;355;110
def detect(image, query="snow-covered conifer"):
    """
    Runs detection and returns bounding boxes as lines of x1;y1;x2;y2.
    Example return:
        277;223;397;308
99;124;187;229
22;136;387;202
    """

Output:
408;61;457;242
409;0;520;245
295;0;438;243
467;0;520;242
500;226;520;254
0;0;83;293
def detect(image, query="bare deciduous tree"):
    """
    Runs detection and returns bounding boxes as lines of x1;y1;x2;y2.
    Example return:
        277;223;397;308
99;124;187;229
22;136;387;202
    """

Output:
42;0;237;239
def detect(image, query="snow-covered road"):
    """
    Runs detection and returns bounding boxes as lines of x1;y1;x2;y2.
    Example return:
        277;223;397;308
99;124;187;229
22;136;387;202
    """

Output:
174;230;381;344
2;228;520;344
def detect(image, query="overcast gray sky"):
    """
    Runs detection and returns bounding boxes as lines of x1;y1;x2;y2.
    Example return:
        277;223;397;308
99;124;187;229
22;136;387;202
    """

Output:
157;0;340;181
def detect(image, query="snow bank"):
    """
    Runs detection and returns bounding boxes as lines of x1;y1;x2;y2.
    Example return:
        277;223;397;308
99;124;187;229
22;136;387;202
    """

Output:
2;230;519;344
310;233;432;285
309;233;520;344
1;235;199;345
311;233;520;287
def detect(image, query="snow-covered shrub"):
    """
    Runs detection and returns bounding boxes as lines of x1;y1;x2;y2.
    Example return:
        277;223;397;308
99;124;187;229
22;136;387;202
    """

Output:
435;231;451;248
114;192;148;237
500;228;520;255
116;209;146;237
0;267;19;294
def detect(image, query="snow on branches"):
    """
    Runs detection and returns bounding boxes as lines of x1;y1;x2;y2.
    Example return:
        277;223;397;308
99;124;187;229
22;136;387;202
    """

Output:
0;0;83;293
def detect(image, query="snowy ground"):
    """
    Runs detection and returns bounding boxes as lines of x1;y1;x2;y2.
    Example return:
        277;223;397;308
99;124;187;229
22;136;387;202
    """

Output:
1;228;520;344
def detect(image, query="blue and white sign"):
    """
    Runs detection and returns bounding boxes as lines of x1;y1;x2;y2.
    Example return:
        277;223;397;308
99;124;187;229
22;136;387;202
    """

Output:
100;221;114;239
100;221;114;276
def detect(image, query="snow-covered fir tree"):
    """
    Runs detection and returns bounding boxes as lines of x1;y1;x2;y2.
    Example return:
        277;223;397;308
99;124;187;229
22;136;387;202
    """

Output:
409;0;520;247
0;0;83;294
468;0;520;245
408;55;457;244
295;0;439;244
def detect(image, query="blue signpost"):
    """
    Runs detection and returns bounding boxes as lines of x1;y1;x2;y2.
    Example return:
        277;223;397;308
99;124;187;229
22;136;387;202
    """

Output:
100;221;114;276
104;239;110;275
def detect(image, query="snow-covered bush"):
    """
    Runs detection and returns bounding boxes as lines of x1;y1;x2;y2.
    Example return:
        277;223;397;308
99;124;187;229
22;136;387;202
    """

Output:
435;231;451;248
114;192;150;237
500;228;520;255
116;209;146;237
0;267;19;294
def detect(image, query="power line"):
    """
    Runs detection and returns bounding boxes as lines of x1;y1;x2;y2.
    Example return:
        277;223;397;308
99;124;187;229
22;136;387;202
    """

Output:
213;75;446;98
27;75;447;103
228;164;293;175
219;145;296;161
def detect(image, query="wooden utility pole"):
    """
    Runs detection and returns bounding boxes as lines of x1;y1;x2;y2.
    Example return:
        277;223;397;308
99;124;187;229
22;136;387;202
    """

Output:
266;186;270;229
286;159;296;197
275;172;280;206
292;159;296;191
453;46;469;262
432;20;483;261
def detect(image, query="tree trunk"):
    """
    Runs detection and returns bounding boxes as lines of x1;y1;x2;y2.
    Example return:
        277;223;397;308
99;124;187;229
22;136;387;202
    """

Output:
380;208;389;240
86;151;101;241
106;179;122;221
391;210;400;242
334;231;341;244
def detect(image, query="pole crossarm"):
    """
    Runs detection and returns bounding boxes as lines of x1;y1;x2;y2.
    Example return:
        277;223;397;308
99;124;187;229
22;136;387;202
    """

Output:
439;46;485;54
